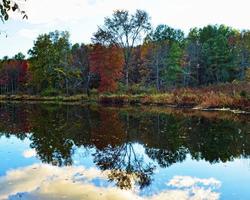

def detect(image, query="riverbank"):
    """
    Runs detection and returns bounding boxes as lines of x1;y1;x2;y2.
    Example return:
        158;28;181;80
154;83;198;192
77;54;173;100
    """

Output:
0;82;249;113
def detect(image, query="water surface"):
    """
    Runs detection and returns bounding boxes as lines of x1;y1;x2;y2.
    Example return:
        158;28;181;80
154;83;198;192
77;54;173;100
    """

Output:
0;103;249;200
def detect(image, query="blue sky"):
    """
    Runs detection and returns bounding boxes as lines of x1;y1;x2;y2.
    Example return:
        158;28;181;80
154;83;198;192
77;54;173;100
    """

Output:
1;0;250;57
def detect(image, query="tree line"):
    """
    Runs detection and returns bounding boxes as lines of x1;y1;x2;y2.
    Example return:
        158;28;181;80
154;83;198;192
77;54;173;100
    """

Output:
0;9;250;95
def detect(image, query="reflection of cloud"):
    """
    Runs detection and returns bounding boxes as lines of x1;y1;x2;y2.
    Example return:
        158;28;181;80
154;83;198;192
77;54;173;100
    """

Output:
167;176;221;188
150;188;219;200
165;176;221;200
23;149;37;158
0;164;220;200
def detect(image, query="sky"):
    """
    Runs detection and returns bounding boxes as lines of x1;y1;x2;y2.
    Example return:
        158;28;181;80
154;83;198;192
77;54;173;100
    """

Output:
1;0;250;57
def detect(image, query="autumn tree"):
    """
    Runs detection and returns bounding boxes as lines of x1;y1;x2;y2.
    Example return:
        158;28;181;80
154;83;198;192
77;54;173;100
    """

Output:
92;9;151;89
71;43;92;95
184;29;202;86
0;59;28;94
141;42;168;91
129;46;150;88
234;30;250;80
89;44;124;93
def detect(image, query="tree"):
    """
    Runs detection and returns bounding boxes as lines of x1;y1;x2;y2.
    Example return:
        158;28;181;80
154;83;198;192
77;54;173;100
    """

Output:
163;42;183;87
92;9;151;89
184;29;202;86
145;24;184;44
13;52;25;60
28;31;71;94
185;25;239;86
143;25;184;90
0;0;27;36
89;44;124;93
199;25;238;84
71;43;91;95
141;41;169;91
234;30;250;80
129;46;150;87
0;0;27;22
0;59;28;94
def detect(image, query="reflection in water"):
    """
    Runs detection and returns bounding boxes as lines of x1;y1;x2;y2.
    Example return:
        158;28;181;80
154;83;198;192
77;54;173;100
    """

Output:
0;103;249;198
0;164;220;200
93;143;155;189
23;149;37;158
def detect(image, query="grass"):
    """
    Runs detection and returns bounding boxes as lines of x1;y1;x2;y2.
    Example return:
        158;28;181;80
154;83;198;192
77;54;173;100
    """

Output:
0;82;249;112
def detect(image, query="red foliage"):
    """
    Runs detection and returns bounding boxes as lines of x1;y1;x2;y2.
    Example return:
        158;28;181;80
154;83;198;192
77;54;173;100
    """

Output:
89;44;124;92
0;60;29;91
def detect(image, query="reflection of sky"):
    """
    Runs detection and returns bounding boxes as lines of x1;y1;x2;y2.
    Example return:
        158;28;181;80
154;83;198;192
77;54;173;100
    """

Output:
0;135;39;176
0;135;250;199
0;163;220;200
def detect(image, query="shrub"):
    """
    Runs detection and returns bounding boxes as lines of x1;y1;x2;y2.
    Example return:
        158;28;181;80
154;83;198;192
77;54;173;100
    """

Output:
240;90;247;98
41;87;61;96
200;92;234;108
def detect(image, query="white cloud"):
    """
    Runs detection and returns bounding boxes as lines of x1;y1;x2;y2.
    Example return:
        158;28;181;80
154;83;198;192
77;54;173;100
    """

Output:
18;29;39;39
0;164;221;200
4;0;250;56
13;0;250;30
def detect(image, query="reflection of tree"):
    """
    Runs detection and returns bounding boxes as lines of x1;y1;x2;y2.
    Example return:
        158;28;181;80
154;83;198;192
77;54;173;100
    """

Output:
26;105;100;166
128;114;190;167
0;103;30;140
91;109;127;148
29;105;75;166
146;147;188;167
92;110;155;189
93;143;155;189
0;103;250;189
186;118;250;163
143;114;250;164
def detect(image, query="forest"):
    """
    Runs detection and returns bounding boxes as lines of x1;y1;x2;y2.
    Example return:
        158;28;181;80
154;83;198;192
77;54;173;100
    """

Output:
0;10;249;110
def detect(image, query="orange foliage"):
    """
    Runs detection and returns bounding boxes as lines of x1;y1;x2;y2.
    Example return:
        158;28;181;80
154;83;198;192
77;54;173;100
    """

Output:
89;44;124;93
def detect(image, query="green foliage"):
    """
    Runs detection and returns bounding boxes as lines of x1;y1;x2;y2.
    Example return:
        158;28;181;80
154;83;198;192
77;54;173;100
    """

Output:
28;31;71;93
129;84;158;95
1;7;250;97
240;90;247;98
163;42;183;86
13;52;25;60
145;24;184;44
41;87;61;97
185;25;242;85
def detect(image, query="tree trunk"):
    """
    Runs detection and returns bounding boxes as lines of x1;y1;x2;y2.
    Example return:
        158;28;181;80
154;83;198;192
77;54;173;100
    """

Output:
66;78;69;96
86;73;91;97
156;55;160;91
126;66;129;90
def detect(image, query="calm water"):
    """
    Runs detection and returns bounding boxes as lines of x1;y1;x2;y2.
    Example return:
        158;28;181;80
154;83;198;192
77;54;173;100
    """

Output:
0;103;249;200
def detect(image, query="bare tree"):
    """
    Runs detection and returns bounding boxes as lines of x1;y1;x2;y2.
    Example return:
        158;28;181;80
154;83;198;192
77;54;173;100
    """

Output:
92;9;151;89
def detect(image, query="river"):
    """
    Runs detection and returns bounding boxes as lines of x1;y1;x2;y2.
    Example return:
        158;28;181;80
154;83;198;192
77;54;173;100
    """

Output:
0;103;249;200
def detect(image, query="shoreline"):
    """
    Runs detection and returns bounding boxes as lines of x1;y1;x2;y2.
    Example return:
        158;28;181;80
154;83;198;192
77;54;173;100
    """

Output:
0;94;249;114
